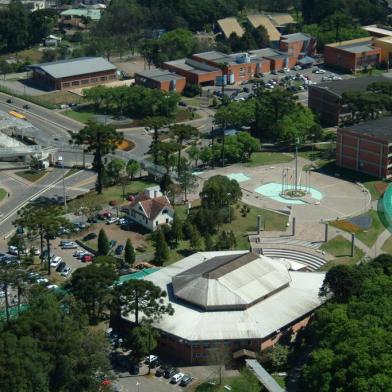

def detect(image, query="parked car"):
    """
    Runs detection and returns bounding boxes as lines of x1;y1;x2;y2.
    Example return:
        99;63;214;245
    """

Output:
180;374;193;386
83;233;97;241
171;372;184;384
110;240;117;248
155;364;169;377
73;250;86;258
115;245;124;255
271;69;278;75
30;247;40;256
164;367;179;379
145;355;158;365
23;104;30;109
82;254;93;263
50;256;63;268
6;98;13;103
107;217;118;225
56;261;66;272
61;241;77;249
129;363;140;375
61;266;72;277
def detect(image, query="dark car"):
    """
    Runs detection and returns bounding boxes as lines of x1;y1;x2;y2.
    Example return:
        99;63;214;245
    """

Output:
115;245;124;255
155;364;167;377
243;87;249;93
150;358;160;369
56;261;66;272
23;104;30;109
164;367;179;379
180;375;193;386
83;232;97;241
6;98;13;103
129;363;139;375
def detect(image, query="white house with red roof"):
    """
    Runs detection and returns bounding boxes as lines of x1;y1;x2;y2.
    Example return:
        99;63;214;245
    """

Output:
125;186;174;231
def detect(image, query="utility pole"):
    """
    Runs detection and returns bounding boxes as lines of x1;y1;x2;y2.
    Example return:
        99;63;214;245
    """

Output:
295;138;299;191
62;158;67;209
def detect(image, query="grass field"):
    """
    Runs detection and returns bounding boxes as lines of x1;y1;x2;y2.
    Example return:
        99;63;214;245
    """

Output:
330;209;386;247
0;188;6;202
15;170;47;182
299;143;335;169
381;235;392;254
246;152;293;167
320;235;365;270
63;109;94;123
37;91;84;107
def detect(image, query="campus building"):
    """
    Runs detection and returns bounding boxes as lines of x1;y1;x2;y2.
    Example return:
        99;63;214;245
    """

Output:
29;57;117;90
308;76;390;126
324;37;381;73
134;69;186;93
337;117;392;179
122;251;325;364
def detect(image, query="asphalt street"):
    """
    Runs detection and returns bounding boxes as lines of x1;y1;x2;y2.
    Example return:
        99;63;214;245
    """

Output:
0;169;96;238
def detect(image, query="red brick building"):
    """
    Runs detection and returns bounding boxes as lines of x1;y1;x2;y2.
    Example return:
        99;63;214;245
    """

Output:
163;58;221;86
29;57;117;90
134;69;186;93
337;117;392;179
308;75;390;126
324;37;381;73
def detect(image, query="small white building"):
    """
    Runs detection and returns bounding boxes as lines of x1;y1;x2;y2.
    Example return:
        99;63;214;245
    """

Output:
126;186;174;231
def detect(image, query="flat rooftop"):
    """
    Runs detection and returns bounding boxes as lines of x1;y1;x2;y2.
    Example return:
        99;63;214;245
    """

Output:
363;24;392;37
314;75;391;96
123;251;326;341
332;39;376;53
342;117;392;142
29;57;116;79
136;68;185;82
164;58;219;74
281;32;311;43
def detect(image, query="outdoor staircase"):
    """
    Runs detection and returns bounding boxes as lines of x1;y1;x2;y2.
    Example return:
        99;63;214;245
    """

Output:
256;247;327;271
255;237;322;250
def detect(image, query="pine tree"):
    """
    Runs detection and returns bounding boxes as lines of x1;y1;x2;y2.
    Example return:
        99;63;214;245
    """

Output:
124;238;135;265
97;228;110;256
204;234;214;251
154;229;169;266
190;226;203;251
169;214;183;248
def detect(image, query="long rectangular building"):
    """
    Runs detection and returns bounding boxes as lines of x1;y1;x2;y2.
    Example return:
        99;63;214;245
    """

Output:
29;57;117;90
337;117;392;179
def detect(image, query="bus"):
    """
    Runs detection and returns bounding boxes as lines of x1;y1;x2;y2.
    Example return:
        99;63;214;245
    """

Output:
9;110;26;120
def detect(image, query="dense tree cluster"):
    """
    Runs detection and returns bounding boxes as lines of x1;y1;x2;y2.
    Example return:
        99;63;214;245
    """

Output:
300;255;392;391
84;85;180;120
0;289;111;391
0;1;57;53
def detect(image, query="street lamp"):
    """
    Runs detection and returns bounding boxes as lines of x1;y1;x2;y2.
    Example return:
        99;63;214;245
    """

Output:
136;381;141;392
61;156;67;209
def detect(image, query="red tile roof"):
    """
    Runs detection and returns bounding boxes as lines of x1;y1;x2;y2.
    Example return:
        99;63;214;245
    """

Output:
128;194;173;220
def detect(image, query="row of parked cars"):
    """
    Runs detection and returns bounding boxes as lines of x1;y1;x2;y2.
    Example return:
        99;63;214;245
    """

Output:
146;355;194;386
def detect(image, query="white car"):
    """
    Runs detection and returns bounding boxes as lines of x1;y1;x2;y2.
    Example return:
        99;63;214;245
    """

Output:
61;267;72;277
313;69;326;74
30;247;40;256
61;242;77;249
171;372;184;384
106;217;118;225
145;355;158;364
36;277;49;285
8;246;19;255
50;256;62;268
47;284;59;290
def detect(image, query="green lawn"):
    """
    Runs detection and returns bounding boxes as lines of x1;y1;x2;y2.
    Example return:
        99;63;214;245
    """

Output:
15;170;47;182
195;369;260;392
68;180;156;211
298;144;335;169
330;209;386;248
355;209;386;247
0;188;6;202
320;235;365;270
63;109;95;123
246;152;293;167
381;234;392;253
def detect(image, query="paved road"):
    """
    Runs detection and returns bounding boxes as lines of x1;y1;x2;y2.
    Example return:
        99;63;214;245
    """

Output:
0;169;96;237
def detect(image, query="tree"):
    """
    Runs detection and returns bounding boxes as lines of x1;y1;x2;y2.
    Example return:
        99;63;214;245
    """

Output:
106;158;125;184
200;175;242;210
115;279;174;326
28;8;57;45
278;107;318;144
126;159;140;180
169;214;183;247
154;228;169;266
97;228;110;256
170;124;199;173
187;144;200;167
237;131;261;160
207;346;232;385
156;141;178;170
124;238;135;265
7;233;25;257
72;121;123;194
70;263;117;324
319;264;363;303
125;323;158;361
145;116;170;165
0;58;12;80
189;225;203;251
199;147;212;166
178;160;198;202
214;100;256;129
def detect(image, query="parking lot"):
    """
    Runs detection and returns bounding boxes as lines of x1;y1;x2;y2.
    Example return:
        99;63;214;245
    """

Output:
204;64;354;106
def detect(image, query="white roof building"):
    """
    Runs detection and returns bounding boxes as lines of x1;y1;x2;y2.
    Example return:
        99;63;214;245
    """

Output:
124;251;326;342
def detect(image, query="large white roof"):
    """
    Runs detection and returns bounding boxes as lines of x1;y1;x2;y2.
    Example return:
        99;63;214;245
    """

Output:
124;251;326;341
